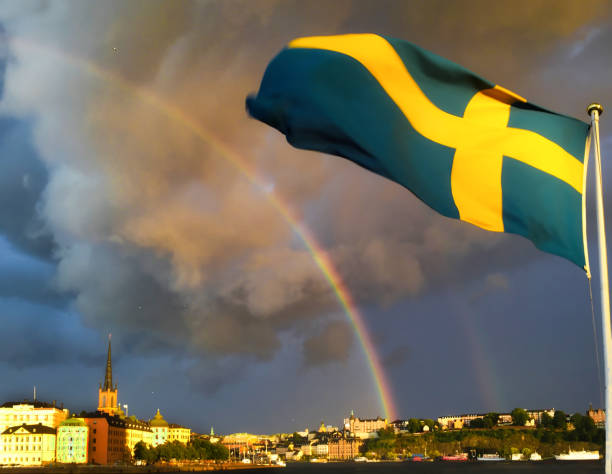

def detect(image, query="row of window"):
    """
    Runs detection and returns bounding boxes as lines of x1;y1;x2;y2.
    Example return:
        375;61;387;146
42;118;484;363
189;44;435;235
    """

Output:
1;457;42;462
0;415;51;422
3;436;43;442
3;446;52;452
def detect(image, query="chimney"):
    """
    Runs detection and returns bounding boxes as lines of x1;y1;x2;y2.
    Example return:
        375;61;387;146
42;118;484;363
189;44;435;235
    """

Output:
52;400;56;407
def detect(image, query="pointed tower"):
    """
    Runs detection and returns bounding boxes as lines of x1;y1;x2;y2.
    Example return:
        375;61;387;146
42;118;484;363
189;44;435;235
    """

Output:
97;334;118;415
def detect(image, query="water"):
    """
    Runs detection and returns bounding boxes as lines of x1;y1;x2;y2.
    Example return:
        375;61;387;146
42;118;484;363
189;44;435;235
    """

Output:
246;461;603;473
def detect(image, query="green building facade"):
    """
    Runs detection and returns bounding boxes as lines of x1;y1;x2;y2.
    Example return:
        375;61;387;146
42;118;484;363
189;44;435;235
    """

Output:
57;417;88;463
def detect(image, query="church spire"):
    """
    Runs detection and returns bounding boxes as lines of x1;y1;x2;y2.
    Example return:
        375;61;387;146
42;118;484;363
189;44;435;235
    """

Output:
98;333;118;415
103;334;113;390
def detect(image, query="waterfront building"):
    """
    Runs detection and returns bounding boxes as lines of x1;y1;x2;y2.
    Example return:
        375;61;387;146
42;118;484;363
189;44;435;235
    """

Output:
125;416;153;455
57;417;88;463
312;443;329;457
82;412;152;464
0;400;68;434
149;409;169;446
168;423;190;444
438;408;553;429
343;411;387;438
98;336;119;416
588;405;605;428
0;423;56;466
299;443;312;456
83;413;129;465
328;437;363;460
0;400;68;462
222;433;260;456
526;409;555;425
437;413;481;429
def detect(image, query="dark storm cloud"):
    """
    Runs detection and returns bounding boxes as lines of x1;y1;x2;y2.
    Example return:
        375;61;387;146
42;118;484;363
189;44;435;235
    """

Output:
0;45;55;260
0;300;102;369
0;236;67;307
382;344;411;369
185;357;250;397
302;321;354;367
0;0;610;396
468;272;510;305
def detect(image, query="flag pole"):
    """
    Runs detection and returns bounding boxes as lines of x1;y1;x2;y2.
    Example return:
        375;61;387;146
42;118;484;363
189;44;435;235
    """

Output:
588;102;610;472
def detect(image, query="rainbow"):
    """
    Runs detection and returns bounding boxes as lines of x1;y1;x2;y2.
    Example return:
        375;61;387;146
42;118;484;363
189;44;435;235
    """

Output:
10;38;398;421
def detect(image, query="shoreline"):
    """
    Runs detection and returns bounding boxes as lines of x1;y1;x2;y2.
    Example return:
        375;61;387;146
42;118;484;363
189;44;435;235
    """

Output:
0;464;280;473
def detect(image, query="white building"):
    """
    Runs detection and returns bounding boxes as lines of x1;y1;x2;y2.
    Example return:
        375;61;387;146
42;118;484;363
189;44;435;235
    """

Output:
0;401;68;434
0;423;56;466
0;401;68;462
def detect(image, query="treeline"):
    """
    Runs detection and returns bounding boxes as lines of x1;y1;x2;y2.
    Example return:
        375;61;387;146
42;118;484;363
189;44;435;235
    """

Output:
362;418;604;460
133;438;229;464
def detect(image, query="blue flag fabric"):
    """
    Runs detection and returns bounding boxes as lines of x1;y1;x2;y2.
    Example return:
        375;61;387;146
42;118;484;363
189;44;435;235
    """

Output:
246;34;590;269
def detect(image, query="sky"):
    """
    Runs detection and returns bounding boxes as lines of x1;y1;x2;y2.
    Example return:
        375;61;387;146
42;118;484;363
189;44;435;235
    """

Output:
1;0;612;435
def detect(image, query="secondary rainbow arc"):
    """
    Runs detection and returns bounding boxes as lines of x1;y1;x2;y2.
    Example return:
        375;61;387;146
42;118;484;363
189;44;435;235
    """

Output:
11;38;398;421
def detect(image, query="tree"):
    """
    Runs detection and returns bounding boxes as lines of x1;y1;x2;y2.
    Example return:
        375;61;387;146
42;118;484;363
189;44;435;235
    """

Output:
511;408;529;426
469;418;485;428
540;412;553;428
189;437;229;461
570;412;584;429
408;418;421;433
134;441;149;462
484;413;499;427
553;410;567;430
377;427;396;440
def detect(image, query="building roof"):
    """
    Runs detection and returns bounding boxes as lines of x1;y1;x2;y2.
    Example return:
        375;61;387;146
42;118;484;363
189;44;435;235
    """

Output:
60;417;87;427
2;423;56;435
150;409;169;427
82;411;151;431
0;400;62;409
102;335;115;391
168;423;188;429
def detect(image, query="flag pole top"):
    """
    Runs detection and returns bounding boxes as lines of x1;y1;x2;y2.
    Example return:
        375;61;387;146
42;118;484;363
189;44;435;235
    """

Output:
588;103;604;117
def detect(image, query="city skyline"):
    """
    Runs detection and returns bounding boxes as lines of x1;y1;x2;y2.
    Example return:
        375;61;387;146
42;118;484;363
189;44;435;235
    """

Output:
1;0;612;434
0;336;601;436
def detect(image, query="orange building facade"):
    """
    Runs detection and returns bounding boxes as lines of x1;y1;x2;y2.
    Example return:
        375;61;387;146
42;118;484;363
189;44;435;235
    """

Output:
84;414;129;465
588;405;605;428
328;438;363;460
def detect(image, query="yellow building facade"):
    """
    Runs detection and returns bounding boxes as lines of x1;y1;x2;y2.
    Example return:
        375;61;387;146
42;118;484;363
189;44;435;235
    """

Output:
343;412;387;439
0;401;68;464
125;416;154;455
0;401;68;434
0;424;56;466
168;424;191;444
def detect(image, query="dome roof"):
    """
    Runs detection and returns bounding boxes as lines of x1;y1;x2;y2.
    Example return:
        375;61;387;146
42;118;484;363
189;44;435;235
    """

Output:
150;409;169;427
60;417;86;427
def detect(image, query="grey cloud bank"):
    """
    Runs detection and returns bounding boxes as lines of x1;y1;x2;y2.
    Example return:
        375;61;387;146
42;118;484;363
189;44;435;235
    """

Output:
0;0;610;433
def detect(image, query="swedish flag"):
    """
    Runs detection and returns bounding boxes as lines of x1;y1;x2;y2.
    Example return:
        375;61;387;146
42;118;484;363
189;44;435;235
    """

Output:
246;34;590;269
